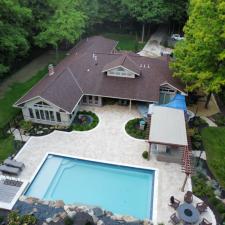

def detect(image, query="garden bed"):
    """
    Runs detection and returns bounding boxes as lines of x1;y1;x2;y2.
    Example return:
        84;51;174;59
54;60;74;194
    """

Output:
125;118;147;139
210;113;225;127
72;111;99;131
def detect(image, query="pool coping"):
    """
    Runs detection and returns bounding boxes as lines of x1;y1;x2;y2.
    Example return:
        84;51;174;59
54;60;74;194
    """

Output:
23;151;159;224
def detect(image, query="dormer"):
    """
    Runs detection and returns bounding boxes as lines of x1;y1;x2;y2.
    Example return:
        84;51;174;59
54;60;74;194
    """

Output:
102;54;141;78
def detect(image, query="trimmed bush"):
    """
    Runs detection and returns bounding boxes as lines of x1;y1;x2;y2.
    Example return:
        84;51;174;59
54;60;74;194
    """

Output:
72;111;99;131
7;211;36;225
142;151;149;159
64;216;74;225
125;118;147;139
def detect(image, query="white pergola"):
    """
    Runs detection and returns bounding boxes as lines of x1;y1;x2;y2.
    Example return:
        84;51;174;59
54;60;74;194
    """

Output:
148;105;192;191
148;105;188;147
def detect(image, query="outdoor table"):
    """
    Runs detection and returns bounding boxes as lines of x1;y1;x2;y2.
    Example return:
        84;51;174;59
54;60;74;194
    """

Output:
177;202;200;224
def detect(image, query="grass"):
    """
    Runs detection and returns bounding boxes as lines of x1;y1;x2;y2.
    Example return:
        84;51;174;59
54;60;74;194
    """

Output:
102;33;146;52
201;127;225;188
0;136;14;163
125;118;147;139
0;67;47;130
72;111;99;131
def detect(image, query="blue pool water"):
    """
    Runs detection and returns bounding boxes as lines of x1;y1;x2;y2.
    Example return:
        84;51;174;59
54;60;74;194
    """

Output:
25;155;155;219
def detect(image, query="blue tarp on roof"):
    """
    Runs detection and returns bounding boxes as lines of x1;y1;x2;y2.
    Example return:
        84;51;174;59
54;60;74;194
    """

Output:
163;94;187;111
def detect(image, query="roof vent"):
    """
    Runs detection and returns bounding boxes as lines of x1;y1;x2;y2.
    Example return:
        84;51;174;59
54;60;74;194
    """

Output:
48;64;54;76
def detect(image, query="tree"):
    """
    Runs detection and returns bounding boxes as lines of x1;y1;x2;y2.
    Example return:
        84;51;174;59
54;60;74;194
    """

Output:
122;0;173;42
35;0;87;62
170;0;225;108
0;0;31;79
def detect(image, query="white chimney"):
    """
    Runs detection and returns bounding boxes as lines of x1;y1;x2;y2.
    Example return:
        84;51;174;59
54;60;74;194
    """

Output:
48;64;54;76
94;55;98;65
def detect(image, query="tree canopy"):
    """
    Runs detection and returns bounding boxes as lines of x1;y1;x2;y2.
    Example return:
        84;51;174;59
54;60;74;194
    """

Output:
170;0;225;107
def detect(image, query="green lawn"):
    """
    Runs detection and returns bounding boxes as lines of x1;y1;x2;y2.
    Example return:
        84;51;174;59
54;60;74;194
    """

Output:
102;33;146;52
0;136;14;163
201;127;225;188
0;67;47;130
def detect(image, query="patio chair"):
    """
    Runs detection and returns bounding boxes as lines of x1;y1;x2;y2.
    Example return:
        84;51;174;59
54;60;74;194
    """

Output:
169;197;180;209
169;213;181;225
0;165;20;175
4;158;25;170
196;202;208;214
199;218;212;225
184;191;193;203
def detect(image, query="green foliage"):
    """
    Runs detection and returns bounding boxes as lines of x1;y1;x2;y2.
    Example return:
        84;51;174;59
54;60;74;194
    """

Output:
211;113;225;127
0;216;4;223
103;33;145;52
0;136;15;163
201;127;225;188
142;151;149;159
170;0;225;97
0;0;31;78
125;118;147;139
35;0;86;48
0;67;47;129
72;111;99;131
7;211;37;225
19;120;33;132
64;216;74;225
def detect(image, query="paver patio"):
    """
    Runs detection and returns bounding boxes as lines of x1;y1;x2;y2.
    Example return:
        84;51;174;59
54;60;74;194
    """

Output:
15;105;215;224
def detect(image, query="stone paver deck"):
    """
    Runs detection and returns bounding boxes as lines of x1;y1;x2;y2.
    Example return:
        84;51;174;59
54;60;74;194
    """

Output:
15;105;215;224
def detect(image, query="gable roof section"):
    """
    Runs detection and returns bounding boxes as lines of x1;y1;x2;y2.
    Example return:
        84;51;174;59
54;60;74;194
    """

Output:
102;54;140;75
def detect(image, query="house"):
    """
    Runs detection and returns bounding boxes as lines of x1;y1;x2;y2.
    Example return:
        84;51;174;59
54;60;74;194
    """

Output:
14;36;186;126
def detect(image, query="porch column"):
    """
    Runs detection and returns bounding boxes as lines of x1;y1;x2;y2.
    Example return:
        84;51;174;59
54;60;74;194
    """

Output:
148;142;151;160
129;100;132;111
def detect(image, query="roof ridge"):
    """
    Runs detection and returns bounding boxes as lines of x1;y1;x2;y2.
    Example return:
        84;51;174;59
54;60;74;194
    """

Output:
67;67;84;93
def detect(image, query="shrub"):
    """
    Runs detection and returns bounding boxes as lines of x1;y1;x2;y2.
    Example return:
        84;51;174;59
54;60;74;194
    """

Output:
0;216;4;223
64;216;74;225
212;113;225;127
193;117;208;128
7;211;37;225
72;111;99;131
19;120;33;132
125;118;147;139
142;151;149;159
216;202;225;214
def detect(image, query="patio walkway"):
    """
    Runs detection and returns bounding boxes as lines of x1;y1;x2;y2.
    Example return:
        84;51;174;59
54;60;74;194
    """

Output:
14;105;215;224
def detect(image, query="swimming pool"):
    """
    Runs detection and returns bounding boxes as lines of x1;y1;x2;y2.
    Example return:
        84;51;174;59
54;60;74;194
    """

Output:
25;154;155;220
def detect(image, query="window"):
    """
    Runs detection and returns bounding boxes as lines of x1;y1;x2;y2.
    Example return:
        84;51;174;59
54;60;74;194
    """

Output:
89;96;93;104
35;109;40;119
94;96;98;104
83;96;87;103
45;111;50;120
40;110;45;120
28;108;34;118
50;111;55;121
56;112;61;122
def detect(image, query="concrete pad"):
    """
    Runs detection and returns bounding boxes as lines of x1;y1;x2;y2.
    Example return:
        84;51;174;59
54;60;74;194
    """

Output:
15;105;215;224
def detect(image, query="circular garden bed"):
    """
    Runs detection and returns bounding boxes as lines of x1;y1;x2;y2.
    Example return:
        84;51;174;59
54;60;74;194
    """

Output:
72;111;99;131
125;118;147;139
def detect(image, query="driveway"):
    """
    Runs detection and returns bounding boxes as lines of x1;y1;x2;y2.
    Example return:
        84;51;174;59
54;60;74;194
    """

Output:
15;105;215;224
138;26;172;58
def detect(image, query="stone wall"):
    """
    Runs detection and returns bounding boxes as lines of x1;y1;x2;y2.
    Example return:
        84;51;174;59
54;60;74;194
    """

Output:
14;196;153;225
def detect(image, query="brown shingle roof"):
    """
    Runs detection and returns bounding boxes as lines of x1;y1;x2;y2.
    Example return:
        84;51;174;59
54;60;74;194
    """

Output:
15;36;185;113
102;54;141;75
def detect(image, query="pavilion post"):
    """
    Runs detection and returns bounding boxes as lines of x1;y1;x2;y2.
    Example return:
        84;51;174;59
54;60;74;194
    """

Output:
181;173;189;192
129;100;132;111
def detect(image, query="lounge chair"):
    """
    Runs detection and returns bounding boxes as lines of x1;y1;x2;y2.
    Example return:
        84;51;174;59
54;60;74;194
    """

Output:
196;202;208;214
184;191;193;203
199;218;212;225
169;197;180;209
170;213;181;225
4;158;24;170
0;165;20;175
